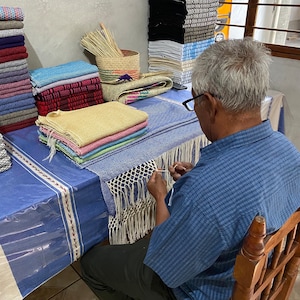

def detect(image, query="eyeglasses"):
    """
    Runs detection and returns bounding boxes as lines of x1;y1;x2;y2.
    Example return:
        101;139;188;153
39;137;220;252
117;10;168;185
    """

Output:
182;94;204;111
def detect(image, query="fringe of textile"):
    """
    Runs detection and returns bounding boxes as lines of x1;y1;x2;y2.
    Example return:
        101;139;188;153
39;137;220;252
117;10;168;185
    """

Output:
107;134;210;245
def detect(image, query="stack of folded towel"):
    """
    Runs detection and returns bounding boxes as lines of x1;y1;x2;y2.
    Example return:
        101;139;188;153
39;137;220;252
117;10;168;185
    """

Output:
0;6;38;133
35;101;149;165
30;60;104;116
148;0;218;85
0;133;11;172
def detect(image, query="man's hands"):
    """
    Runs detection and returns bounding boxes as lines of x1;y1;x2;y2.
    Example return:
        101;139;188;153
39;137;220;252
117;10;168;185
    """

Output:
168;161;194;181
147;171;167;201
147;171;169;225
146;162;194;225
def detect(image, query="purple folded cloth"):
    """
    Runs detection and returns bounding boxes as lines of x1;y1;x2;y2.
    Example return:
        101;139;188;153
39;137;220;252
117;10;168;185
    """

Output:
0;35;24;45
0;35;24;50
0;41;24;50
0;66;28;79
0;71;29;84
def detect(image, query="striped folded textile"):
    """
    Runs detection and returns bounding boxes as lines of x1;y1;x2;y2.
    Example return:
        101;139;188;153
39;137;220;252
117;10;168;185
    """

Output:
148;0;218;84
30;61;99;88
35;91;104;116
36;101;149;147
0;6;24;21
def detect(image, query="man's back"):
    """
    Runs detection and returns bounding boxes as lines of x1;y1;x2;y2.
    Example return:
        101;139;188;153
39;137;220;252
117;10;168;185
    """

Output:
145;121;300;299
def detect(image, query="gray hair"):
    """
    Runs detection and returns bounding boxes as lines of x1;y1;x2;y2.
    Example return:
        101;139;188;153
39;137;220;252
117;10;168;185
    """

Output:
191;37;272;112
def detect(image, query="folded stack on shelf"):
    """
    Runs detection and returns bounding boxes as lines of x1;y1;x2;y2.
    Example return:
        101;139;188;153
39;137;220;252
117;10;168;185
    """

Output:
148;0;218;85
0;6;38;133
30;60;104;116
0;133;11;172
35;101;149;165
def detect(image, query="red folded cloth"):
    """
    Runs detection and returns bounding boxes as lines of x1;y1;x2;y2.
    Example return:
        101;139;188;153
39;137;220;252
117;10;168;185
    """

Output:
0;117;37;134
36;91;104;116
0;45;26;56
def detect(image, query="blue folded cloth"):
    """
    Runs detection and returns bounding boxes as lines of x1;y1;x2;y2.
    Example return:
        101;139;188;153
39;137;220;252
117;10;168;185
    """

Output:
29;60;99;88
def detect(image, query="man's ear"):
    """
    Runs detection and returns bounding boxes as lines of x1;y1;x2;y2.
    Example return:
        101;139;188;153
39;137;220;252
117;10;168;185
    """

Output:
204;92;218;122
191;88;197;98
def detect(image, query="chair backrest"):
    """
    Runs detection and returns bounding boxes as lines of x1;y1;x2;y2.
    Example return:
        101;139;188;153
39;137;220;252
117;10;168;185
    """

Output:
231;208;300;300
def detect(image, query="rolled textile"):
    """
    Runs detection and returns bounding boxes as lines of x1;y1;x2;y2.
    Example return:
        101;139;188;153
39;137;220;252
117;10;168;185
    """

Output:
0;20;24;30
29;61;99;88
35;101;149;147
0;6;24;21
101;74;173;104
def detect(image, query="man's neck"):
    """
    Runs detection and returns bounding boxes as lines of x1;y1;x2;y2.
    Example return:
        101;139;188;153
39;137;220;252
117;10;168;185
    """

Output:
215;110;262;141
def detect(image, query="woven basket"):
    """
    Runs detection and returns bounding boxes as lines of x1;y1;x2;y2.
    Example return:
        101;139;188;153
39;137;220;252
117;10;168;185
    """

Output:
96;50;140;81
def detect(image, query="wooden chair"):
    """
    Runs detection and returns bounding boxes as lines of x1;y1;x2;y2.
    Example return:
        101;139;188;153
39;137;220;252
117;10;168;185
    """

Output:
232;209;300;300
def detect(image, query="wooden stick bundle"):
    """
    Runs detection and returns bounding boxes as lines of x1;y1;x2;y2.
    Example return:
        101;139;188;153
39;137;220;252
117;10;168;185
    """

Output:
81;23;123;57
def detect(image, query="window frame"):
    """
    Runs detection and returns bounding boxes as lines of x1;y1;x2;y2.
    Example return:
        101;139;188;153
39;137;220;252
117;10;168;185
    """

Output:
218;0;300;60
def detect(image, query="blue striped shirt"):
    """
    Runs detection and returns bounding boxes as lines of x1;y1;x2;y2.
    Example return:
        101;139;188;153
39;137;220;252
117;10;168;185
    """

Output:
144;120;300;299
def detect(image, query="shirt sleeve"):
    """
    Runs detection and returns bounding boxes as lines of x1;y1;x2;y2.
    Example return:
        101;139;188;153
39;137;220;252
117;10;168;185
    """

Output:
144;186;226;288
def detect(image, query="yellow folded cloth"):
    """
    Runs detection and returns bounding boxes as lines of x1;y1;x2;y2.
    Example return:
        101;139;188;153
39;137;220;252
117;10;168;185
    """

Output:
36;102;148;147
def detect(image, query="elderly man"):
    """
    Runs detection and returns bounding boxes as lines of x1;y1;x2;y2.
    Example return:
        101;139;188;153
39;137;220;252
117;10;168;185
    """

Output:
81;38;300;300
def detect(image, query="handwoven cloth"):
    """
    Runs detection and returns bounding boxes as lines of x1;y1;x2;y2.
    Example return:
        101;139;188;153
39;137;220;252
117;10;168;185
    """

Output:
39;120;148;156
0;21;23;30
29;61;99;88
84;90;210;244
36;102;149;147
101;74;173;104
0;58;27;71
0;133;11;172
0;6;24;21
0;28;25;39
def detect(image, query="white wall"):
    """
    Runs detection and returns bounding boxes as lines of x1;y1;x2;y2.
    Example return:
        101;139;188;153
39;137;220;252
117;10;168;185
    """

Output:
3;0;149;71
3;0;300;150
270;56;300;150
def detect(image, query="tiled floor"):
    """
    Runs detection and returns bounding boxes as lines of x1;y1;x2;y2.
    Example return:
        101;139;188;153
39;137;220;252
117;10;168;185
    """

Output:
24;260;300;300
24;260;98;300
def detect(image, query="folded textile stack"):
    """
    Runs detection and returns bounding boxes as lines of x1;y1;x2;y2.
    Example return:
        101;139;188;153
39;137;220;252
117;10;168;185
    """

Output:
0;6;38;133
148;0;218;85
35;101;149;165
0;133;11;172
30;60;104;116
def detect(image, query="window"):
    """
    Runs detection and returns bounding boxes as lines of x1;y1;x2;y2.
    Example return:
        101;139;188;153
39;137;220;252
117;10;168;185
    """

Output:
216;0;300;60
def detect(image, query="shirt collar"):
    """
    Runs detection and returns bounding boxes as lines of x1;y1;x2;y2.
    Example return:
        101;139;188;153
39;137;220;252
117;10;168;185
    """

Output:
201;120;274;158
